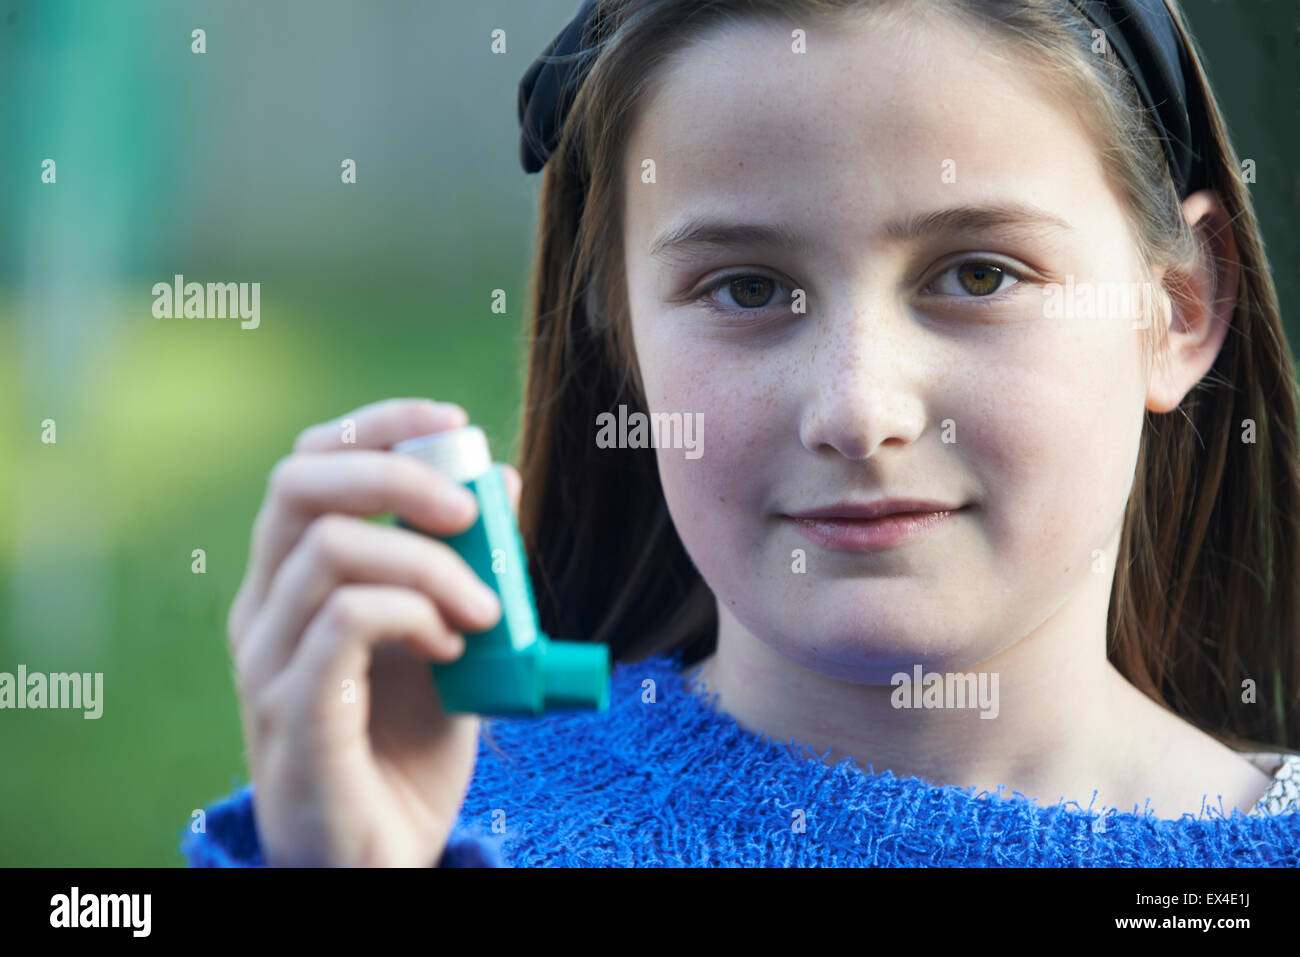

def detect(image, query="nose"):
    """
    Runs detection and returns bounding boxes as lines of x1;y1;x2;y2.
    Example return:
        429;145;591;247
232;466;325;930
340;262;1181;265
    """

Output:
798;300;927;460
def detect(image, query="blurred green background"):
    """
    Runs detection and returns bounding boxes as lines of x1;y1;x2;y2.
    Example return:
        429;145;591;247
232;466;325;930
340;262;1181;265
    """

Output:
0;0;1296;865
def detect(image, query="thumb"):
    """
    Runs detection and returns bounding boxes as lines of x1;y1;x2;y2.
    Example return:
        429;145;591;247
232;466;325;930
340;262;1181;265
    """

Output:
502;463;521;517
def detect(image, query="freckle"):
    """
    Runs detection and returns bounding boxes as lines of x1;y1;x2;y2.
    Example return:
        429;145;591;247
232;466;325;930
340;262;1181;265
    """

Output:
720;495;726;503
738;161;743;167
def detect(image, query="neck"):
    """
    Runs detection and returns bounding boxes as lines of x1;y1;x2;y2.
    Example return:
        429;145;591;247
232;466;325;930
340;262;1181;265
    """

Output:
687;565;1172;814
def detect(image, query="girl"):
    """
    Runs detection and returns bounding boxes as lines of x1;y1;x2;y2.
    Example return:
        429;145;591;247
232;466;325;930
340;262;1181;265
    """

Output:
184;0;1300;866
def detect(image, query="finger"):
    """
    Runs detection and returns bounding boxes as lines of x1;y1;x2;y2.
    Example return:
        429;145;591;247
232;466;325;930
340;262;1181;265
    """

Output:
279;585;461;717
235;452;480;641
293;398;468;454
502;463;521;517
235;515;501;693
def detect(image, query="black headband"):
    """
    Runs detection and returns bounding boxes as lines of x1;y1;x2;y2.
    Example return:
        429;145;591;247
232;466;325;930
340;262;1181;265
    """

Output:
517;0;1210;197
1070;0;1210;197
517;0;602;175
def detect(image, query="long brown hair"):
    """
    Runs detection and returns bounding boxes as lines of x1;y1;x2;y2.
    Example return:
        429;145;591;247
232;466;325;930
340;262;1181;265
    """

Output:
513;0;1300;753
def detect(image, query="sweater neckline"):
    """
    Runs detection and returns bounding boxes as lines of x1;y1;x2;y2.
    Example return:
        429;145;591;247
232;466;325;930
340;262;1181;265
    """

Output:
645;649;1294;822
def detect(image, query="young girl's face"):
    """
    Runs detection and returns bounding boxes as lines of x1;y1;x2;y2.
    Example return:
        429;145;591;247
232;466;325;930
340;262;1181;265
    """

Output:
621;13;1161;682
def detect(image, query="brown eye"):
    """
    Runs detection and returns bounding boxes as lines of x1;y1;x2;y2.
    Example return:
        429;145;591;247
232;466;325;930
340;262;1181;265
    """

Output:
698;273;796;317
956;262;1004;296
728;276;775;308
926;259;1026;300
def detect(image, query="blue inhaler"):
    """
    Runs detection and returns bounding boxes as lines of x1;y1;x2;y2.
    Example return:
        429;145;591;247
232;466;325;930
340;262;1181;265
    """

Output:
391;425;610;717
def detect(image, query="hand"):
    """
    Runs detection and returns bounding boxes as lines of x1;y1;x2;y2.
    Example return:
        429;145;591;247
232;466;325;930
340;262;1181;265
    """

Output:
226;398;521;866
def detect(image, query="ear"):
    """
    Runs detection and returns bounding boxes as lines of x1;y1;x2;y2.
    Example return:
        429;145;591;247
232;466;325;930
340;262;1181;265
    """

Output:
1145;190;1240;413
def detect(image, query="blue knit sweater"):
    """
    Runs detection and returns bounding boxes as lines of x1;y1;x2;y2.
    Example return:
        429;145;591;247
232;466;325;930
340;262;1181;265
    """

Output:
181;650;1300;866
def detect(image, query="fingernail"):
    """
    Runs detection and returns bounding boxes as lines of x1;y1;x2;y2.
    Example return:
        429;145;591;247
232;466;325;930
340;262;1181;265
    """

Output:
473;586;501;621
453;490;479;521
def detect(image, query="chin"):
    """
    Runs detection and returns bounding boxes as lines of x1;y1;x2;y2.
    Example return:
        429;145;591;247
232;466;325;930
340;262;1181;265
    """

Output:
810;578;954;634
762;596;991;682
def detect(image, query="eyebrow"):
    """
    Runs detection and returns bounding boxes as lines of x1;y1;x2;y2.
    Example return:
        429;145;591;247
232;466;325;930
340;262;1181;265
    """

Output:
648;202;1074;260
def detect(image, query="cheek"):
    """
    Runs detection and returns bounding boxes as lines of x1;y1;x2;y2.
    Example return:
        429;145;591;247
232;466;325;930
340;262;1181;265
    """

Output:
971;318;1146;571
638;335;794;559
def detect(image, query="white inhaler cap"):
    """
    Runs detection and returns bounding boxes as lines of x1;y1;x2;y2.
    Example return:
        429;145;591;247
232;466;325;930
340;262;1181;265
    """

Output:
392;425;492;484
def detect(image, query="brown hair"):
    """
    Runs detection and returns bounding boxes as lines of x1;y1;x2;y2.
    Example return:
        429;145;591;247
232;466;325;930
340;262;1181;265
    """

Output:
513;0;1300;754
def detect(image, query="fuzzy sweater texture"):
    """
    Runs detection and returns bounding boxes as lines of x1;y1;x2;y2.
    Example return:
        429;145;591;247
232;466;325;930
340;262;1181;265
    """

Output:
180;650;1300;867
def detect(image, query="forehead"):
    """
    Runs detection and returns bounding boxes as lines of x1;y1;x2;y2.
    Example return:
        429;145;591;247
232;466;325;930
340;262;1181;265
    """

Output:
622;13;1118;263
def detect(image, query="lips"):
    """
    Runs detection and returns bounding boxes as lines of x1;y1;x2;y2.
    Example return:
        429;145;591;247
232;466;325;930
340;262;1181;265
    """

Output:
782;500;970;551
784;499;966;521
